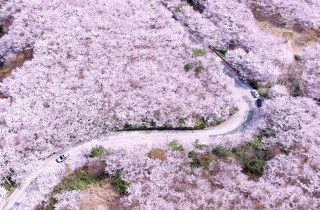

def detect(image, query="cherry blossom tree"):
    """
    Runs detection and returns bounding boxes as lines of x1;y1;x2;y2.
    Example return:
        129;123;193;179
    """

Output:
54;190;86;210
0;0;319;209
163;0;293;85
9;149;88;209
0;0;235;179
101;138;320;209
268;84;289;98
301;43;320;100
0;186;6;204
242;0;320;31
259;96;320;148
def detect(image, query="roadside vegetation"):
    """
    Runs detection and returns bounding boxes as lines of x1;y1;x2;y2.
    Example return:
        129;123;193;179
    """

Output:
192;48;207;57
168;140;184;152
168;135;278;177
120;121;207;131
39;166;107;210
120;109;240;131
109;172;129;195
90;145;106;158
1;177;16;196
1;0;320;209
0;25;3;37
0;48;33;81
217;49;227;58
0;0;236;193
38;146;128;209
187;130;282;178
100;131;313;209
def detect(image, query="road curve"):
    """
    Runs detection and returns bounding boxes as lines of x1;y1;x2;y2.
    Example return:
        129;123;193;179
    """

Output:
1;60;257;210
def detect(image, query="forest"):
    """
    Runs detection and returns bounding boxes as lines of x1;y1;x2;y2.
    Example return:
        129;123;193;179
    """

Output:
0;0;319;209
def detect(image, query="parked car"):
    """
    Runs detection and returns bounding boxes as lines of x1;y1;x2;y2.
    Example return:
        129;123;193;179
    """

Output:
256;98;263;107
251;89;260;98
239;76;247;83
56;153;69;163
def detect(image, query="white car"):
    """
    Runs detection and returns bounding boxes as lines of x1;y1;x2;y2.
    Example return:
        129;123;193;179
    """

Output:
251;89;260;98
56;153;69;163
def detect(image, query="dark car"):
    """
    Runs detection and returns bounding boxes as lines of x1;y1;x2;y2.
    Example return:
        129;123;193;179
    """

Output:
239;77;247;83
256;98;263;107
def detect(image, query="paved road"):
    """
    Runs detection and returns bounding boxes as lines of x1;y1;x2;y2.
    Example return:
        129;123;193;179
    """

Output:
0;3;260;209
1;69;257;210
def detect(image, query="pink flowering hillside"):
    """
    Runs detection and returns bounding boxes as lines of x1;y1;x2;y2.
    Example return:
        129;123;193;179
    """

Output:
0;0;234;176
163;0;293;84
243;0;320;31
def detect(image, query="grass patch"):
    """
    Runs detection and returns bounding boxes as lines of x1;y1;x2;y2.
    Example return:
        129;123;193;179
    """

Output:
217;50;227;58
231;132;270;177
211;119;225;126
110;172;129;195
193;139;206;150
168;140;184;152
305;32;318;43
188;150;215;169
188;151;202;168
0;48;33;81
54;168;106;192
212;146;233;158
192;48;207;57
257;87;269;98
193;122;205;129
17;53;26;62
90;145;106;158
212;131;274;177
243;158;265;175
194;65;204;74
1;177;16;196
0;66;12;76
40;166;107;210
202;153;215;169
250;137;262;149
282;31;294;39
233;146;267;177
229;107;239;117
249;130;269;149
184;63;193;72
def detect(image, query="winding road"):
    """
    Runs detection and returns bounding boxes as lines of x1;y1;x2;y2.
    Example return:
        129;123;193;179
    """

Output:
0;2;263;209
1;61;258;209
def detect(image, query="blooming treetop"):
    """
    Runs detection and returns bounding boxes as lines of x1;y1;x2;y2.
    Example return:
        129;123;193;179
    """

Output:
0;0;234;179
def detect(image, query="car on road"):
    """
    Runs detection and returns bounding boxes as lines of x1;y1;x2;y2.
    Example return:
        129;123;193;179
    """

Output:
239;76;247;83
56;153;69;163
251;89;260;98
256;98;263;107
